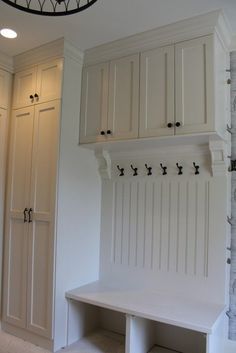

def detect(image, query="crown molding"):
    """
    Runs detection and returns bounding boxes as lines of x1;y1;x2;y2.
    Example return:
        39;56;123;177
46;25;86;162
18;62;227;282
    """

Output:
0;51;14;73
84;10;232;66
14;38;84;72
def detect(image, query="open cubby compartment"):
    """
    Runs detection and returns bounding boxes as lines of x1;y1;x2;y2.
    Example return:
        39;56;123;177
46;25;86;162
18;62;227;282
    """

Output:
126;315;206;353
67;300;125;353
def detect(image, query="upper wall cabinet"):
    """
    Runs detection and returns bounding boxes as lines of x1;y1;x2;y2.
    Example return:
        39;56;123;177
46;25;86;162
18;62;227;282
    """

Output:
80;54;139;143
80;32;229;145
13;59;63;109
0;69;11;110
139;46;175;138
175;36;214;135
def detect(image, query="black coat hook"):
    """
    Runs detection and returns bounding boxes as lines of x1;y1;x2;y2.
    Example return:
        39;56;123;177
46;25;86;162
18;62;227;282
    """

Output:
193;162;200;175
160;163;167;175
117;165;124;176
176;163;183;175
145;164;152;176
131;165;138;176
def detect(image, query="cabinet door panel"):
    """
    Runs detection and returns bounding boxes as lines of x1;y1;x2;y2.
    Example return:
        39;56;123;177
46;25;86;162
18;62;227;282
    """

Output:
80;63;109;143
175;36;214;134
13;68;37;109
3;107;34;329
36;59;63;104
140;46;175;137
27;101;60;338
0;69;11;109
108;54;139;140
3;220;28;328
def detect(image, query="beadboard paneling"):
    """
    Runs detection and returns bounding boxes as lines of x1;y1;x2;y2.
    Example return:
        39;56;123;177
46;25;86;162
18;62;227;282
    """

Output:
111;179;210;278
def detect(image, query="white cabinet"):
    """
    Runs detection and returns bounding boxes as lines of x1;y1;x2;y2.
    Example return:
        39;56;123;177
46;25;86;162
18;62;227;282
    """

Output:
80;54;139;143
13;59;63;109
140;46;175;137
108;54;139;140
175;36;214;135
3;101;60;338
0;69;11;109
80;34;227;144
80;63;109;143
2;40;99;352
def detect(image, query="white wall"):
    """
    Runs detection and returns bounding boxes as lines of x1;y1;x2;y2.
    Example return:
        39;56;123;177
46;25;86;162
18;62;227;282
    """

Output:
53;54;101;351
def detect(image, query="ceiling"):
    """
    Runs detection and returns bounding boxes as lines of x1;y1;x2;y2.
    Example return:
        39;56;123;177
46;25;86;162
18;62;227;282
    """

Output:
0;0;236;57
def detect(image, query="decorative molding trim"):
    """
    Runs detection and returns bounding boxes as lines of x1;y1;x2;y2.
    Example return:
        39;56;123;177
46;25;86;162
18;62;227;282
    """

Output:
209;139;228;176
14;38;84;72
0;51;14;73
95;150;111;179
84;10;232;66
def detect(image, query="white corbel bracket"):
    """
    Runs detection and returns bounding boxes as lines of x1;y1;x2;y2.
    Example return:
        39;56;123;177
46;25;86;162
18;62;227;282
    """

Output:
95;150;111;179
209;139;228;176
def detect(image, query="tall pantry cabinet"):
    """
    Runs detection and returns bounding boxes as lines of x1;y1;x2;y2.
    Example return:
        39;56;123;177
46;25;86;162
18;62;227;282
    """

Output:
2;39;101;352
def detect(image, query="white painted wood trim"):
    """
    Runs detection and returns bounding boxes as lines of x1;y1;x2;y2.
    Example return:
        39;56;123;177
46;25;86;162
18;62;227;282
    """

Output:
84;10;231;66
0;51;14;73
14;38;83;72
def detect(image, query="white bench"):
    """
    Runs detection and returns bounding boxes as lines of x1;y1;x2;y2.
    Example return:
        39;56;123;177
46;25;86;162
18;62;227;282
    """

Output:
65;281;226;353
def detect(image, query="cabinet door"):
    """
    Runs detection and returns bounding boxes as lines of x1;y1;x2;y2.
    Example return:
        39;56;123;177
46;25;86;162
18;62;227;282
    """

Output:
175;36;214;134
108;54;139;140
27;101;60;338
3;107;34;329
80;63;109;143
140;46;174;137
0;69;11;109
36;59;63;104
13;68;37;109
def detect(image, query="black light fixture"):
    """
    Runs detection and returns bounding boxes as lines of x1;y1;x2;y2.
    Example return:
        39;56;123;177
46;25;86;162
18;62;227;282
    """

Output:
1;0;98;16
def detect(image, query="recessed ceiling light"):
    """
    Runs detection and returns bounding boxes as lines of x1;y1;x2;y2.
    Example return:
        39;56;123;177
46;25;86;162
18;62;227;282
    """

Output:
0;28;17;39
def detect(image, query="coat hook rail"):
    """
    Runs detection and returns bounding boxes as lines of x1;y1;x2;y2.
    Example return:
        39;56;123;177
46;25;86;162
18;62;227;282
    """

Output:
145;164;152;176
160;163;167;175
176;163;183;175
131;165;138;176
117;165;124;176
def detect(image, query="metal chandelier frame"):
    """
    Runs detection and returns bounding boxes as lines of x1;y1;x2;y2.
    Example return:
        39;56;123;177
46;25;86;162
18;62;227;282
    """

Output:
1;0;98;16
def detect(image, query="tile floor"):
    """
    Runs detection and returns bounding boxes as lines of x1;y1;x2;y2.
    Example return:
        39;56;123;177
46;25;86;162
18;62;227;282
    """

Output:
0;330;50;353
0;329;125;353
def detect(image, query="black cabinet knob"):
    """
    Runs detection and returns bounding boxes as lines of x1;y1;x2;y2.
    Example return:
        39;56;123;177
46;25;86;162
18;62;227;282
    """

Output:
107;130;112;135
167;123;173;128
34;93;39;99
29;94;34;100
100;131;105;135
175;122;181;127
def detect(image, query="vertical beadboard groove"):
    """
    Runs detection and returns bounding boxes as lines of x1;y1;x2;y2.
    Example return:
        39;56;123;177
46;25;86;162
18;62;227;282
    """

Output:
150;182;155;269
127;182;132;266
176;182;180;272
159;181;163;270
143;182;147;267
135;181;139;267
185;181;189;275
111;178;210;277
194;182;198;275
167;182;172;272
204;181;210;277
112;181;117;264
120;182;125;264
